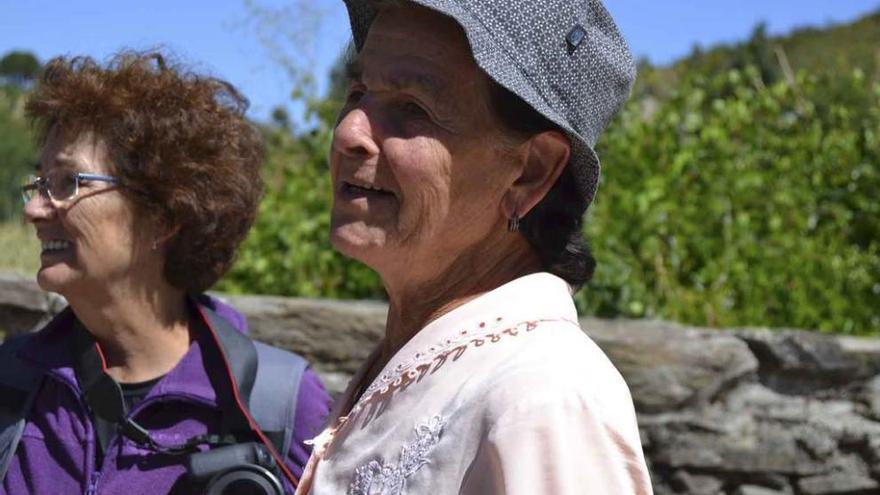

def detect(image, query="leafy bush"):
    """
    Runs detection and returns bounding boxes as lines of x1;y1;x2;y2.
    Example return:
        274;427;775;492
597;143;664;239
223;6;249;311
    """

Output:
220;67;878;335
216;124;383;299
0;87;37;219
0;220;39;275
583;68;879;334
2;48;874;334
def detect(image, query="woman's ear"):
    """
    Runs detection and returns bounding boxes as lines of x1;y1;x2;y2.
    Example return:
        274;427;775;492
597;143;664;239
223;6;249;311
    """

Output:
144;210;180;252
502;130;570;219
153;223;180;250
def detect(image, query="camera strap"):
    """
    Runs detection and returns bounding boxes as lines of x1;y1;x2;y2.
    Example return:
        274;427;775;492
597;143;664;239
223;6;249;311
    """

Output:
198;306;301;487
70;304;301;488
72;324;146;445
71;321;238;457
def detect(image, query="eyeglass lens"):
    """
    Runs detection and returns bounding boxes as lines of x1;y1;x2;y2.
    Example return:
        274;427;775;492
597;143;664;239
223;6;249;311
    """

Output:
21;170;79;202
50;170;78;200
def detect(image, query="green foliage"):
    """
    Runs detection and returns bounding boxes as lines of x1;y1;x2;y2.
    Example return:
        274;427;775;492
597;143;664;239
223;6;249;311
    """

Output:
0;87;37;220
583;68;879;334
0;50;41;87
1;15;876;334
216;80;387;298
777;11;880;82
638;11;880;100
0;220;39;275
214;12;879;335
216;122;383;299
217;62;878;334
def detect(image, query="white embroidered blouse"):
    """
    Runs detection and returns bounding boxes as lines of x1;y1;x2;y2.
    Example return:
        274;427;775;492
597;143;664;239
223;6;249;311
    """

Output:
296;273;654;495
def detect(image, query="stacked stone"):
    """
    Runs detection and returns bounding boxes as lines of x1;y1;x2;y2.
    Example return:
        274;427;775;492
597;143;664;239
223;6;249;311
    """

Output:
585;318;880;495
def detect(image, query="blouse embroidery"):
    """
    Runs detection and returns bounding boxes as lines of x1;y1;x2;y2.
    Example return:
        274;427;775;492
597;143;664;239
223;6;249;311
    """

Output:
359;317;577;406
310;317;579;456
348;416;446;495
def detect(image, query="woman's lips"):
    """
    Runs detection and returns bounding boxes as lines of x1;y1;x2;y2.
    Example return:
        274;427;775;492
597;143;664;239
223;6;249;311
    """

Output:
39;239;74;262
339;181;397;200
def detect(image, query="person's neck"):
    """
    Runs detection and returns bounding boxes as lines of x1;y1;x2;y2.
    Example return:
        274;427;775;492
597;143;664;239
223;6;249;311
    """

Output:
381;233;541;362
67;278;191;384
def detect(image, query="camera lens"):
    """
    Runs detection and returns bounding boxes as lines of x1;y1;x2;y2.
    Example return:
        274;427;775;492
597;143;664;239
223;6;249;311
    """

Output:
221;476;273;495
205;465;284;495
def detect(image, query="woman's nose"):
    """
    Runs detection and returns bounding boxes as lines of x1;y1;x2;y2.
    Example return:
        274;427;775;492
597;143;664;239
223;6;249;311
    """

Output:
332;105;381;159
23;192;56;223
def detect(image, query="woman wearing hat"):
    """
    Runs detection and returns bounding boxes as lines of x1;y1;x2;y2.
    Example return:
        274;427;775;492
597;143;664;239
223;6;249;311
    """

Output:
298;0;653;493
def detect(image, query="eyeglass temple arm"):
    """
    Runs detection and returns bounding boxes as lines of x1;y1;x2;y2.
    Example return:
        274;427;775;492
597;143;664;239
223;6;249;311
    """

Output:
76;173;118;183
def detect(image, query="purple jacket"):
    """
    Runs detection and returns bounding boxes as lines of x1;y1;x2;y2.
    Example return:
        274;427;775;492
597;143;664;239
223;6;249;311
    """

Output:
2;298;331;495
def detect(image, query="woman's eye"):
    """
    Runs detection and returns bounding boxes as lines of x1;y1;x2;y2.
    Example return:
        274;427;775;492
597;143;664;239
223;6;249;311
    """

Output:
402;101;429;118
346;87;365;104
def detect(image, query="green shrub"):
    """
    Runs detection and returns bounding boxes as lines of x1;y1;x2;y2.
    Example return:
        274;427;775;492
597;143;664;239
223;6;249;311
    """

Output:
583;68;879;334
220;67;878;335
0;220;39;275
4;61;873;334
0;87;37;219
217;126;383;299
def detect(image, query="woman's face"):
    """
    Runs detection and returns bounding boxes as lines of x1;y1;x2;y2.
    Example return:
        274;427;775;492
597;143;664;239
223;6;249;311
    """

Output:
23;128;162;298
330;6;520;282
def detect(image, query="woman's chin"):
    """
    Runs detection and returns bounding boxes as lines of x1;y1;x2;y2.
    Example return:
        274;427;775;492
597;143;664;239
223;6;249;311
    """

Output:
331;234;371;262
35;265;79;296
335;233;400;277
331;223;387;256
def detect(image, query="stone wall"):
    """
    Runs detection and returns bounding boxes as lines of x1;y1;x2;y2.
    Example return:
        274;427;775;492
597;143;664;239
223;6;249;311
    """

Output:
2;273;878;494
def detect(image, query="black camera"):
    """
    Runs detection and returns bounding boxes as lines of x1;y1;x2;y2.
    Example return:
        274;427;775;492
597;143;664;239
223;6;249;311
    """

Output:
187;442;285;495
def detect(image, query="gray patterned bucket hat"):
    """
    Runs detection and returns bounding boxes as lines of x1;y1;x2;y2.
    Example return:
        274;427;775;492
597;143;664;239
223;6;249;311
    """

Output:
341;0;636;207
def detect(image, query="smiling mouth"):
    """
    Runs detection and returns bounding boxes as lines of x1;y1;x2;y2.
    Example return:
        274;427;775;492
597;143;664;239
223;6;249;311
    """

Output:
341;181;396;198
40;239;73;255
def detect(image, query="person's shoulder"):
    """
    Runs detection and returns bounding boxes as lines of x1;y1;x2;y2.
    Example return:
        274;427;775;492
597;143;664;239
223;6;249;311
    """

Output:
0;307;76;371
480;318;636;421
505;318;625;385
0;330;50;396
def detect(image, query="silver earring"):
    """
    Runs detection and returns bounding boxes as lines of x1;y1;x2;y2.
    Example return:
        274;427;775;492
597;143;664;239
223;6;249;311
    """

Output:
507;213;520;232
151;241;159;251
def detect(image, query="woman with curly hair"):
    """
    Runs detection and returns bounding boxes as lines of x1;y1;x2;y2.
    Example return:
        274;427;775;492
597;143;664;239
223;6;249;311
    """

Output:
0;52;330;494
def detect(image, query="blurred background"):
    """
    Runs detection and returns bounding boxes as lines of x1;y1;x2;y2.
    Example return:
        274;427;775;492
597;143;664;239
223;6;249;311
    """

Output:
1;1;878;335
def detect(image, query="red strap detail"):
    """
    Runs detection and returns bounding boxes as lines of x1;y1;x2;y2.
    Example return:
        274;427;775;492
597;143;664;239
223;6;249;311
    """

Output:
195;305;300;489
94;343;109;371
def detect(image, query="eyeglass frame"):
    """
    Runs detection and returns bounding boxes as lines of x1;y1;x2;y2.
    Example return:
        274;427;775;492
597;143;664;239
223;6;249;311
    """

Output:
21;172;119;204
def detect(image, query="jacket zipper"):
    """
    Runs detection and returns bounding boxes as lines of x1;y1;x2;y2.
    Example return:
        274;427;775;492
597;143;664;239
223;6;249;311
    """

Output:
85;471;102;495
43;373;219;492
43;372;101;495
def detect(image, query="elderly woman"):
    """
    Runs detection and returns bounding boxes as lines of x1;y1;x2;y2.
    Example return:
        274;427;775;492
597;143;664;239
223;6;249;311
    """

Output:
0;53;330;494
297;0;653;494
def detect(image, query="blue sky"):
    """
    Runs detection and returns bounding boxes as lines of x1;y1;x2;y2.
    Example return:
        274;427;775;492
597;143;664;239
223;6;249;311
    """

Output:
2;0;878;125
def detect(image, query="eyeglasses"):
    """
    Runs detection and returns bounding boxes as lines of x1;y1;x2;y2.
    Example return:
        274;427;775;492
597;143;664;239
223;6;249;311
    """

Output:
21;171;118;204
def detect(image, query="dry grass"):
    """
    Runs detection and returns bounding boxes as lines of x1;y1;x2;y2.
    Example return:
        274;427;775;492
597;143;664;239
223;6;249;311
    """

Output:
0;220;39;275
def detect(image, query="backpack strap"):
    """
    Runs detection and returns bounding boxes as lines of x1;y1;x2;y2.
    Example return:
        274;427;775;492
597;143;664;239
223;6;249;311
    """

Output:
200;307;307;456
0;335;44;481
251;342;307;457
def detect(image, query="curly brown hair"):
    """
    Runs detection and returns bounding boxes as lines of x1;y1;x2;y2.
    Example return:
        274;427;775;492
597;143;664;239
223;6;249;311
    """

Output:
25;51;265;293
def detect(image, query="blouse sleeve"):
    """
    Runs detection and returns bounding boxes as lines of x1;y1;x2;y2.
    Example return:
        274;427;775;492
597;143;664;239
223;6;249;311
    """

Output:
460;379;653;495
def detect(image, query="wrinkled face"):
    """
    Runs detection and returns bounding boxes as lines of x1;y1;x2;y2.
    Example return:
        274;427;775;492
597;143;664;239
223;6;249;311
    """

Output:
23;128;161;297
330;6;518;281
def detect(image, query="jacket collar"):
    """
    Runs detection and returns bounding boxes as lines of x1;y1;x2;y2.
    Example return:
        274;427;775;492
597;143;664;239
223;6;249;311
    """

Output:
15;298;239;407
